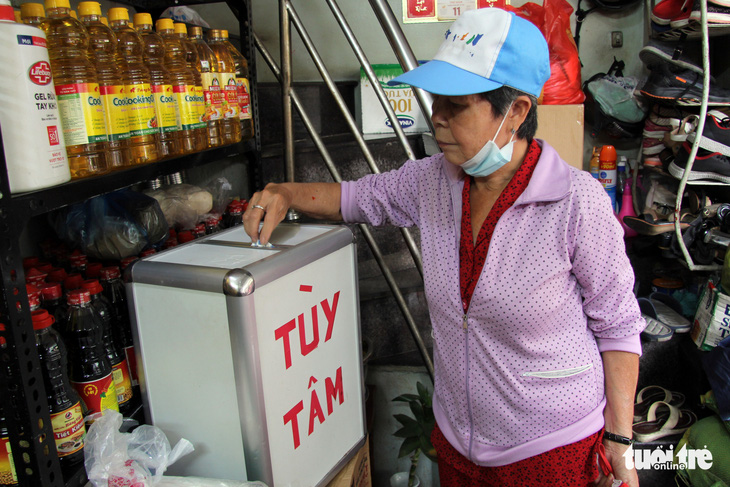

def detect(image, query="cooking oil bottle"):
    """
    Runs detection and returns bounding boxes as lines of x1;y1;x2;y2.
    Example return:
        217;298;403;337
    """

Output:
20;2;44;26
189;25;225;147
78;1;131;170
134;13;182;159
156;18;203;154
173;22;208;151
41;0;109;179
108;7;159;165
100;16;107;27
207;29;241;145
220;30;253;142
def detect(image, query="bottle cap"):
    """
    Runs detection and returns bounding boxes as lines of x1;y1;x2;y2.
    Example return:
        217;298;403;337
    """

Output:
120;257;137;270
207;29;223;39
67;289;91;306
69;252;87;268
599;145;617;161
81;279;103;295
140;248;157;257
85;262;103;279
69;9;76;18
64;273;84;291
189;26;203;37
155;17;173;31
40;282;62;301
47;267;68;283
25;268;48;286
177;230;195;243
37;263;54;274
173;22;187;35
100;266;121;280
22;256;40;270
107;7;129;22
44;0;70;10
0;0;13;21
26;284;42;309
31;309;55;331
133;12;151;26
100;16;108;26
221;29;229;38
77;1;101;17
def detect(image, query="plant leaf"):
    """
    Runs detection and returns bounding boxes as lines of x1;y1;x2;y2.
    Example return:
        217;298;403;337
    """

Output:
417;382;430;404
409;400;425;421
398;436;420;458
394;422;421;438
393;393;420;402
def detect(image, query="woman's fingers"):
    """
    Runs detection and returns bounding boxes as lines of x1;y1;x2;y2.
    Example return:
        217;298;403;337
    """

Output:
243;184;293;245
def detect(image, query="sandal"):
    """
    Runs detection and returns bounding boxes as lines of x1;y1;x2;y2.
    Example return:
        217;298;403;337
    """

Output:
634;385;685;422
638;299;674;342
632;401;697;442
648;293;691;333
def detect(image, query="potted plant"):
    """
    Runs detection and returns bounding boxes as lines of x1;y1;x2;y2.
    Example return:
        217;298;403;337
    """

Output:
390;381;437;487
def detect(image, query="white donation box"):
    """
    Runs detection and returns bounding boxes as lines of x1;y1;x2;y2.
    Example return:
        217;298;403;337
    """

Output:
126;224;366;486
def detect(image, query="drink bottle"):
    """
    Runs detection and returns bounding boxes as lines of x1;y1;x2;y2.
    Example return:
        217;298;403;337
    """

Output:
41;0;109;179
108;7;159;165
206;28;241;145
19;2;44;25
40;282;66;330
589;146;600;180
79;1;132;170
31;309;86;469
220;29;253;141
172;22;208;151
99;266;138;387
135;13;182;159
189;26;226;147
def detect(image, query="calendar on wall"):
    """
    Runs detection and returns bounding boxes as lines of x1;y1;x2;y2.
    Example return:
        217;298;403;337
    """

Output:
403;0;510;23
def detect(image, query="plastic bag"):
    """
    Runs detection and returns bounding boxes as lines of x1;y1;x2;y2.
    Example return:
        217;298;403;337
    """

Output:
85;410;194;487
505;0;585;105
145;184;213;231
159;6;210;28
158;478;267;487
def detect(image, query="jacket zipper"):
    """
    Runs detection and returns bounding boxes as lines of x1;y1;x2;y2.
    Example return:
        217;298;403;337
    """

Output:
463;310;475;462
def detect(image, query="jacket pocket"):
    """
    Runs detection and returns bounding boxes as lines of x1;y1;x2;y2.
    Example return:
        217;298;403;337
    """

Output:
521;363;593;378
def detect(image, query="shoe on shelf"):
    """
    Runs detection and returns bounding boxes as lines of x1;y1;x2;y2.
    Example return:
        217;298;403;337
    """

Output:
652;0;692;24
648;292;692;332
686;110;730;152
634;385;685;423
669;142;730;182
709;0;730;8
640;63;730;106
632;401;697;442
689;0;730;23
639;39;703;74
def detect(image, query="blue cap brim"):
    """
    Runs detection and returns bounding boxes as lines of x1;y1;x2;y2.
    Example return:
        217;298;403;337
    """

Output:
387;60;502;96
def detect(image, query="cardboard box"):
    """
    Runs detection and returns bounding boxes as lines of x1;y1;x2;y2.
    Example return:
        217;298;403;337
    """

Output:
326;436;371;487
536;104;585;171
356;64;429;135
691;281;730;350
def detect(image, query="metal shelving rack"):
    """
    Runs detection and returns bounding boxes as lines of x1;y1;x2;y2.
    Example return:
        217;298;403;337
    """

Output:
0;1;259;485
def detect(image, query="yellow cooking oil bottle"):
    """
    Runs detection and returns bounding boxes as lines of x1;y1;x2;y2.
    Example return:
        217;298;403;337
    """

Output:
41;0;109;179
100;16;108;27
78;1;132;170
173;22;208;151
156;18;204;154
220;30;253;142
206;29;241;145
108;7;159;165
20;2;44;26
189;26;226;147
134;13;182;159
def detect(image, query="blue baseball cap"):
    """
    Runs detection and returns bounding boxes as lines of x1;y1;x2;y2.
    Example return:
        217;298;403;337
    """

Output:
389;8;550;98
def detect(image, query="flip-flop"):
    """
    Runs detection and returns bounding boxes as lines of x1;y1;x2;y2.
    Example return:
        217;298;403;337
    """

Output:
634;385;686;422
622;214;689;235
632;401;697;442
638;299;674;342
648;292;691;333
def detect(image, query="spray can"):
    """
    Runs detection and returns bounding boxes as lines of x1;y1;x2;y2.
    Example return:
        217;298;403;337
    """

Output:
0;0;71;192
599;145;617;210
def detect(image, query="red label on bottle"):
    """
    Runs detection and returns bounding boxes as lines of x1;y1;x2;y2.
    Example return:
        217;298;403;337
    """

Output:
71;373;119;416
47;125;60;146
0;433;18;485
50;403;85;457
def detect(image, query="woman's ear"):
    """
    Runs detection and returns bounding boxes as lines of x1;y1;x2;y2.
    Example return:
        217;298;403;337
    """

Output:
509;95;532;130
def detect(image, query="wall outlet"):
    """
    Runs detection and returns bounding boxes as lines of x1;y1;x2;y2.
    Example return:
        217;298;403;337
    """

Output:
611;31;623;48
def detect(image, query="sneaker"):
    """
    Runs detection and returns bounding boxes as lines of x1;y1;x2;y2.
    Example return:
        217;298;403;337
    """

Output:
687;110;730;150
652;0;692;24
639;39;703;74
689;0;730;23
710;0;730;8
669;143;730;182
643;137;666;155
640;64;730;106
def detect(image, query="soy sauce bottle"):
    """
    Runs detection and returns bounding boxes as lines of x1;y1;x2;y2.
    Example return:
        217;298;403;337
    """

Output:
81;279;134;415
0;416;18;486
64;289;119;420
31;309;86;470
99;267;138;388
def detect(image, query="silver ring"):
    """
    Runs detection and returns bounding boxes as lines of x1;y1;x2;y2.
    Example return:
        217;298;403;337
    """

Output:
252;204;266;211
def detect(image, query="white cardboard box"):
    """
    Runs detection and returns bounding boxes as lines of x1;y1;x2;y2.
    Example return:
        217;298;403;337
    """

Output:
692;281;730;350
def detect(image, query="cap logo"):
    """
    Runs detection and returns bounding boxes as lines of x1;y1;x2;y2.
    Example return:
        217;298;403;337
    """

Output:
444;29;484;46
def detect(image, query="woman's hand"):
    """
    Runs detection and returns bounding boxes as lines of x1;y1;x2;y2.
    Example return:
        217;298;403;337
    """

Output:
594;441;639;487
243;183;293;245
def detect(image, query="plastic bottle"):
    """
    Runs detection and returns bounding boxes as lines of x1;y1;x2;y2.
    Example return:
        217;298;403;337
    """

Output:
156;18;201;155
40;282;66;329
68;9;76;19
599;145;617;210
40;0;109;179
81;279;134;415
19;2;44;25
189;25;225;147
108;7;159;165
78;1;132;170
31;309;86;469
589;147;600;180
617;178;638;238
0;416;18;486
207;29;241;145
13;8;19;22
616;155;627;212
99;16;107;27
135;13;183;159
64;289;119;418
220;29;253;142
0;1;72;193
26;284;42;312
99;266;138;388
68;249;87;275
173;22;208;151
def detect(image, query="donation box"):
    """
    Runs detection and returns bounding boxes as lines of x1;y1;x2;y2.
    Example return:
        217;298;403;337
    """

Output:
126;224;366;486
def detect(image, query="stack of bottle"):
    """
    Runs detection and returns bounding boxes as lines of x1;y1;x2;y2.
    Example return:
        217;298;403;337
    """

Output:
7;0;253;184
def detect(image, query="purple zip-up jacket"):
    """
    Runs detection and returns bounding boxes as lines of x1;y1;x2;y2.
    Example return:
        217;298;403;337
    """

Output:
340;140;644;466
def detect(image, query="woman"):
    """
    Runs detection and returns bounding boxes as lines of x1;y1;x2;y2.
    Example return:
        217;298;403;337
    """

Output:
243;8;643;487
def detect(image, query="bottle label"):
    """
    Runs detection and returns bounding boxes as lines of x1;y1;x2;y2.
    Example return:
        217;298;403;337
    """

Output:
174;85;199;131
236;77;251;121
112;359;133;406
125;83;157;137
55;83;107;146
220;72;239;119
201;72;223;121
0;434;18;485
124;346;139;387
99;85;131;142
151;84;179;134
71;373;119;416
193;85;207;130
50;402;85;458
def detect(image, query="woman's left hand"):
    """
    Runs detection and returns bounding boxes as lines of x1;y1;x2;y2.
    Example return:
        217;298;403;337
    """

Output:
594;441;639;487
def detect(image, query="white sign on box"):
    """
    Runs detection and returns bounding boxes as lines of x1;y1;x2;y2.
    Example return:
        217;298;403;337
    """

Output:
356;64;429;135
692;280;730;351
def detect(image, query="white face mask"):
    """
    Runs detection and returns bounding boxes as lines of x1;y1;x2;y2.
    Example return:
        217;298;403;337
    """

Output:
460;101;515;178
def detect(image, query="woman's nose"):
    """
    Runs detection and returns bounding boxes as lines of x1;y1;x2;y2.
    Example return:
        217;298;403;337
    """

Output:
431;96;447;126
